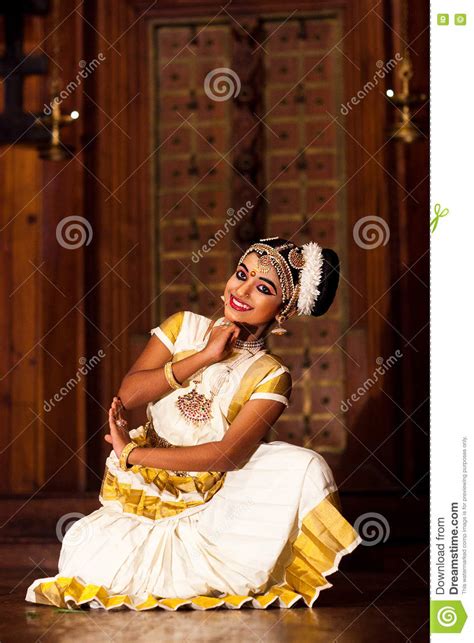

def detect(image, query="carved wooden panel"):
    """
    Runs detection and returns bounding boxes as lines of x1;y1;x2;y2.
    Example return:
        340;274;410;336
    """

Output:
151;11;347;453
262;13;347;453
153;24;233;320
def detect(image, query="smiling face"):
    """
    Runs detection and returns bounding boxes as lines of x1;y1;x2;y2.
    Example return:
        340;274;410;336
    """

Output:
223;251;284;327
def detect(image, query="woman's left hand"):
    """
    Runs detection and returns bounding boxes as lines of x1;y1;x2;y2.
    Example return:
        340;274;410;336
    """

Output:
104;396;130;459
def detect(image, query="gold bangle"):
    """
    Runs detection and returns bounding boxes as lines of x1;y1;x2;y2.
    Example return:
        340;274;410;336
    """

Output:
164;360;182;390
119;442;139;471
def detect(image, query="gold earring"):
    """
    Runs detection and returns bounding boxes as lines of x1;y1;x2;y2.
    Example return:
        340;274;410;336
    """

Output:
270;313;288;335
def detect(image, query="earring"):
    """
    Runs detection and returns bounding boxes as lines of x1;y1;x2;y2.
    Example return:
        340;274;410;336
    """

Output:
220;295;225;302
270;313;288;335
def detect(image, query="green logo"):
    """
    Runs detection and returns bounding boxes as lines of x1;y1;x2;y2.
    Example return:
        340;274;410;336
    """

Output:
437;14;449;25
455;14;467;26
430;203;449;233
430;600;467;634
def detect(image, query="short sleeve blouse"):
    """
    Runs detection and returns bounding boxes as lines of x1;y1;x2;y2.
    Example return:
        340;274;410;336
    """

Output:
248;364;292;407
150;311;185;354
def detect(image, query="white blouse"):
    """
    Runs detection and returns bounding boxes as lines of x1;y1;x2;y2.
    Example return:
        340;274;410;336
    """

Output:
147;310;292;446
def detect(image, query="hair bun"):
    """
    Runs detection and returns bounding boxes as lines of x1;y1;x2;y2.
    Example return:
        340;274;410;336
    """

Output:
310;248;340;317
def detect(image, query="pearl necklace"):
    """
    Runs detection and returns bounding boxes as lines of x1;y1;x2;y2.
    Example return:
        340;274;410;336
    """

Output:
234;336;265;351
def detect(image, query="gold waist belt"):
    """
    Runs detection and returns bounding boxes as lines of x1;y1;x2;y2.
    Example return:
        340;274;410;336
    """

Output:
145;421;176;448
143;420;188;477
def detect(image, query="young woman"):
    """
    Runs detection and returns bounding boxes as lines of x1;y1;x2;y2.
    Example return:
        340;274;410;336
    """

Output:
26;236;361;611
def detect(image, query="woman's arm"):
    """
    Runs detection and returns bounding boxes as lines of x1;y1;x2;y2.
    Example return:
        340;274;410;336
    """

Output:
126;396;287;471
117;337;214;410
117;316;241;410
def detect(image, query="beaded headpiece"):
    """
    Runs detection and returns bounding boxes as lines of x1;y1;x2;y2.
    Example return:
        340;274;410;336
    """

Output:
238;236;339;319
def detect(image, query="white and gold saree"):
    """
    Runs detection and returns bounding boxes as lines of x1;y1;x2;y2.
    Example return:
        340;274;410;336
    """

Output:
26;310;361;610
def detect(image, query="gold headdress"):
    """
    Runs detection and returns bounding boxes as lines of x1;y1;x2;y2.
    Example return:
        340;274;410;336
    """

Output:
237;237;326;327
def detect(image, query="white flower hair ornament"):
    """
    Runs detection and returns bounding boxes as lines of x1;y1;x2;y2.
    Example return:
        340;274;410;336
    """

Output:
296;242;325;316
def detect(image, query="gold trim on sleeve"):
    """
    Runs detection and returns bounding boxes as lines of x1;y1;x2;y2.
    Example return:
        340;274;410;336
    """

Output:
226;354;290;423
155;310;185;347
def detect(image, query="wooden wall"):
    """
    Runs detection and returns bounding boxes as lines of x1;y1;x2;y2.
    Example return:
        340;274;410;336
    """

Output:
0;0;428;545
0;8;87;493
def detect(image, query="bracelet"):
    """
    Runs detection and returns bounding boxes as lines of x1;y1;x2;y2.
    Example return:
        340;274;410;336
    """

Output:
164;360;182;390
119;442;139;471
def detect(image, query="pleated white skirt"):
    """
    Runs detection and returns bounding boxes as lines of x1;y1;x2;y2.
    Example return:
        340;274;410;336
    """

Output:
26;442;361;610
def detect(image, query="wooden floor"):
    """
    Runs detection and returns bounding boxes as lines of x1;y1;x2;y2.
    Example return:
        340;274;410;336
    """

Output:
0;545;428;642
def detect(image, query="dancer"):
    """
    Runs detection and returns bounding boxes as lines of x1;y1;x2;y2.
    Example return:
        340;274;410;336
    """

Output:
26;236;361;610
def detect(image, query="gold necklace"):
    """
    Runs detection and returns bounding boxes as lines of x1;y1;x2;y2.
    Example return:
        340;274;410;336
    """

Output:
175;348;261;427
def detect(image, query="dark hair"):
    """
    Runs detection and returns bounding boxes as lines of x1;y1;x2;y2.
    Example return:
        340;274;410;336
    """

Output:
312;248;340;317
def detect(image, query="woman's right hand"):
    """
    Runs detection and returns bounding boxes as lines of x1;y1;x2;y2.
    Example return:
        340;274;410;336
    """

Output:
201;320;240;365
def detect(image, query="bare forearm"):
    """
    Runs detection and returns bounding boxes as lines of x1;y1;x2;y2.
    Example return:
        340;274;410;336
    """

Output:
126;440;238;472
118;350;212;410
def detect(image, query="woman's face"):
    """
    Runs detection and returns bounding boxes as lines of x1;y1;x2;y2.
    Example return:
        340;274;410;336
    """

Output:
223;251;284;326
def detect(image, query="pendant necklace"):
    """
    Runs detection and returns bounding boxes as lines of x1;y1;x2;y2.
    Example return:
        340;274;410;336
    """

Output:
175;336;265;427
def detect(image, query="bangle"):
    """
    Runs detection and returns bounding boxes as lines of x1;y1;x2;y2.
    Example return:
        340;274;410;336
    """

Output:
164;360;182;390
119;442;139;471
